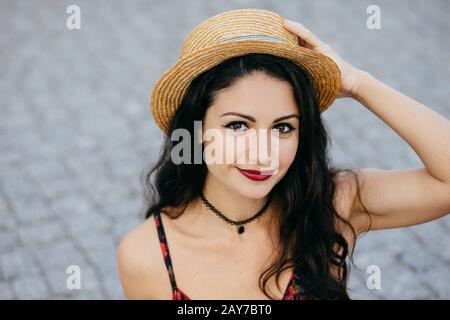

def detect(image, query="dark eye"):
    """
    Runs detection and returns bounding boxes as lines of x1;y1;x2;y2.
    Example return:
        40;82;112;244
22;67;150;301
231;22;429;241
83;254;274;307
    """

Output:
223;121;248;132
273;123;295;134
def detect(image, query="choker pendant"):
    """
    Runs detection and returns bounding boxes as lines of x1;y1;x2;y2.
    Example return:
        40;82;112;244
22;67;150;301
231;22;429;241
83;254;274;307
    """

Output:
237;225;245;234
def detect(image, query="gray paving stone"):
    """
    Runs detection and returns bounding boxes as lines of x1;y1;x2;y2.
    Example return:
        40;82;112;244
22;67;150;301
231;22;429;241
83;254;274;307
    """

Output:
102;273;126;300
11;275;50;299
0;246;42;279
1;0;449;299
112;215;141;242
86;245;119;277
418;264;450;298
34;240;87;271
62;289;107;300
18;220;66;246
76;230;118;253
0;229;19;252
0;200;18;230
373;262;437;299
407;217;450;263
45;264;101;295
0;282;14;299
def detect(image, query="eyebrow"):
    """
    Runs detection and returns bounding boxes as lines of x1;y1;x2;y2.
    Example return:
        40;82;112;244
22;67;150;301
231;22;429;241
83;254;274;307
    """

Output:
220;112;299;123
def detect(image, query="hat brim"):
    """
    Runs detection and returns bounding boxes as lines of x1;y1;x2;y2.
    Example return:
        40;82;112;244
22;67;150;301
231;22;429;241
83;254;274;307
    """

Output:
151;39;341;134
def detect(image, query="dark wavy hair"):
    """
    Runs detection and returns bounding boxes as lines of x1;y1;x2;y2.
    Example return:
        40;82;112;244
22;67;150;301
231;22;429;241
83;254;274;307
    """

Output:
141;53;371;299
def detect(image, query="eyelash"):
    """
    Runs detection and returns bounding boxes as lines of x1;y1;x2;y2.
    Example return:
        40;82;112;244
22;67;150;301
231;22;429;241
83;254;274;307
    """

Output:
222;121;296;134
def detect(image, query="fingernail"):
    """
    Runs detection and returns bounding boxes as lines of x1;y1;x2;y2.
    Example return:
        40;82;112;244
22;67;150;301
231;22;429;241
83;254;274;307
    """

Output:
284;19;295;25
286;20;305;31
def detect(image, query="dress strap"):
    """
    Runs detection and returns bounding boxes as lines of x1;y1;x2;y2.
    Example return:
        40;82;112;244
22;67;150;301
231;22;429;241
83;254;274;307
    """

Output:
153;210;179;292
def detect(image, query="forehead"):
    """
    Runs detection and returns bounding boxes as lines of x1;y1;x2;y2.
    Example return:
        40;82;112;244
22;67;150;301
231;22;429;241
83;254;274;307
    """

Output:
210;71;298;117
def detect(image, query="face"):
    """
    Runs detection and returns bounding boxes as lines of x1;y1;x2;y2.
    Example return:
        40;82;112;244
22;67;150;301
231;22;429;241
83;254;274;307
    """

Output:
201;71;300;200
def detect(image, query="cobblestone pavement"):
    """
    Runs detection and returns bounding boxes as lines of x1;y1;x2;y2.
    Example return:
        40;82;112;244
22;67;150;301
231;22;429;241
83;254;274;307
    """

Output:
1;0;449;299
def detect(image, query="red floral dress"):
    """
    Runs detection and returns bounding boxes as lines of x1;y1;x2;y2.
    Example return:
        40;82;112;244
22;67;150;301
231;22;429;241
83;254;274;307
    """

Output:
153;210;312;300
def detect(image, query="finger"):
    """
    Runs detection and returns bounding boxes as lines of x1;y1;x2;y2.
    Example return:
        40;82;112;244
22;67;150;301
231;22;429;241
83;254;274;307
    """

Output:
283;19;323;49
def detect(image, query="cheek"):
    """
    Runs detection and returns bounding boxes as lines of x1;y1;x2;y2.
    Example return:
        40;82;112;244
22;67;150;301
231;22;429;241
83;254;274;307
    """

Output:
203;129;238;165
277;138;298;170
223;134;239;163
205;163;226;176
204;162;239;194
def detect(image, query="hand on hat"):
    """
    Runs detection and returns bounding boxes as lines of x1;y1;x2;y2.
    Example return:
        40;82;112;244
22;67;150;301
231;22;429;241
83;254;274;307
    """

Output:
283;19;363;99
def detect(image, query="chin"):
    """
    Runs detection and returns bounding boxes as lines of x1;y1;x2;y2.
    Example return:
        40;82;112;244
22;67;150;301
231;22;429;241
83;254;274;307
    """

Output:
232;187;272;200
229;172;276;199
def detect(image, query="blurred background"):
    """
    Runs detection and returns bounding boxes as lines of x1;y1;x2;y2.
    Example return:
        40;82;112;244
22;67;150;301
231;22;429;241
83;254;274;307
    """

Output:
0;0;449;299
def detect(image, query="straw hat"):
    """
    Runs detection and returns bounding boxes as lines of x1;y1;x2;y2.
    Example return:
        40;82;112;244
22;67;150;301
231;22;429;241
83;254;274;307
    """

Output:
150;8;341;134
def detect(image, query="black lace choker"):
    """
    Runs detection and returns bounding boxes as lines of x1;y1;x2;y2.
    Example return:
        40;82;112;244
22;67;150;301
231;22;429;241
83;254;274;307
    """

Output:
199;192;273;235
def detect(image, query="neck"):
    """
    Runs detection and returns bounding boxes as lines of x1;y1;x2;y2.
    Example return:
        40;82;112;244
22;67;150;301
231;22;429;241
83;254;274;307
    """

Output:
187;174;281;241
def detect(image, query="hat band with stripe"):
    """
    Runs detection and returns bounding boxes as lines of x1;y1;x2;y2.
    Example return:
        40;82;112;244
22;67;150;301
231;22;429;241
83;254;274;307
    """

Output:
217;35;289;45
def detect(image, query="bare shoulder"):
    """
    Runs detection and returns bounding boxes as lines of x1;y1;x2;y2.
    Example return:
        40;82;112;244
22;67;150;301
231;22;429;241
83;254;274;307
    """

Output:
116;214;171;299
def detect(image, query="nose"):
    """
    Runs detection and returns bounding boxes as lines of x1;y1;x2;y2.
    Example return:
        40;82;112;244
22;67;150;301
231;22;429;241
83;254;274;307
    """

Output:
247;129;275;167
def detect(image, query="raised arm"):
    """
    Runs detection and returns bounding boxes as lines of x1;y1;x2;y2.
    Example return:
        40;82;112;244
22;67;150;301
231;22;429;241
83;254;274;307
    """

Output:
284;19;450;235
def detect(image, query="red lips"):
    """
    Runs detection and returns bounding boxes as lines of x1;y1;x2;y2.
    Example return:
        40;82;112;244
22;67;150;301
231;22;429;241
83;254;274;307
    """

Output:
236;167;273;181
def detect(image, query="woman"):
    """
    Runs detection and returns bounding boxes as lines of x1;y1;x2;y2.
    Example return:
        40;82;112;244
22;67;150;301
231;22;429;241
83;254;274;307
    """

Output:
117;9;450;300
